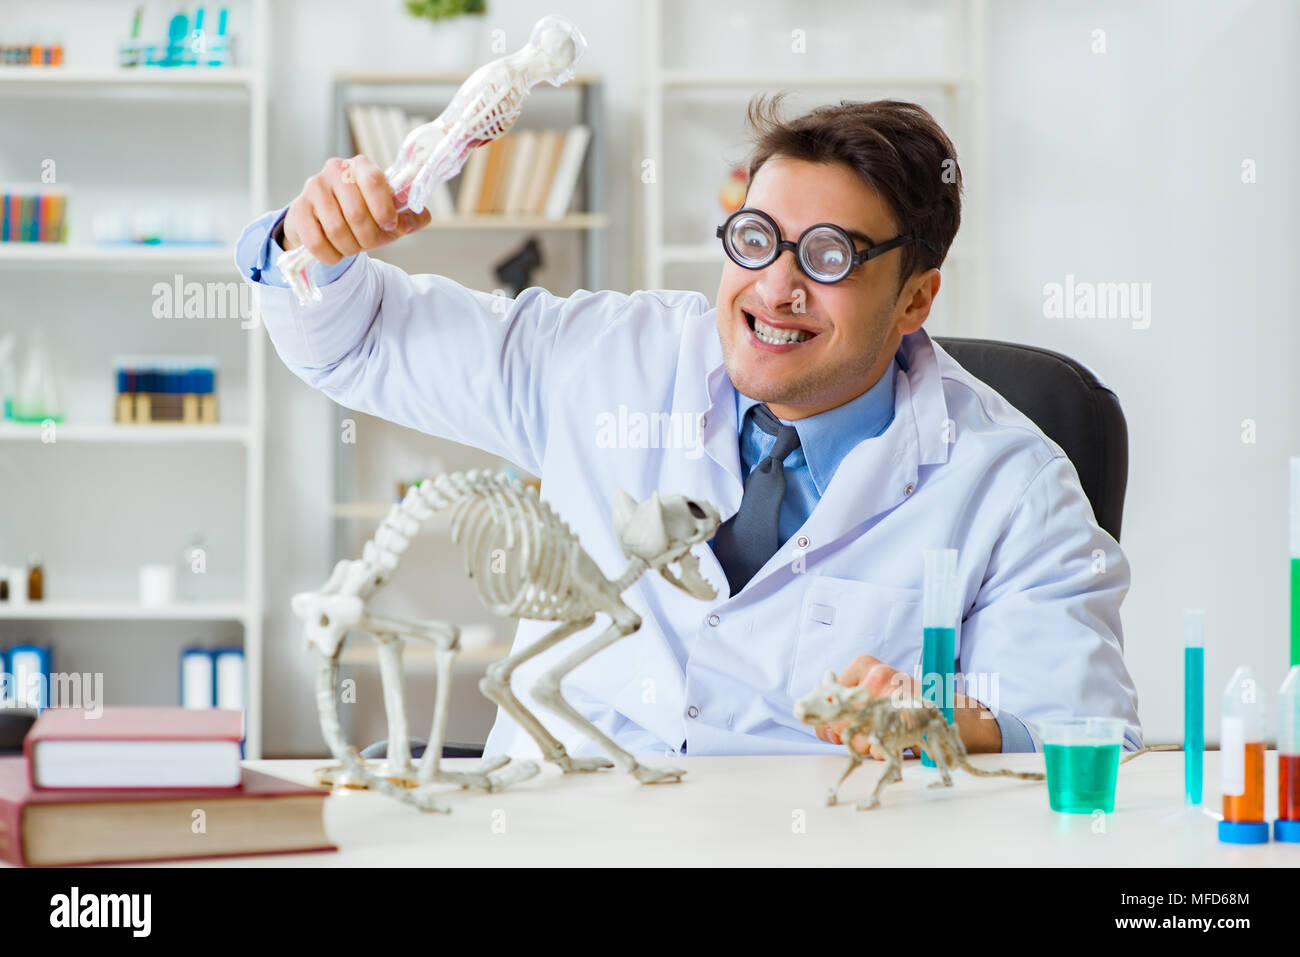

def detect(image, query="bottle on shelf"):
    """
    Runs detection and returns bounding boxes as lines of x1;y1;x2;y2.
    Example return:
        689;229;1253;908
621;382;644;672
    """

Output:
13;329;62;424
26;554;43;601
4;566;23;606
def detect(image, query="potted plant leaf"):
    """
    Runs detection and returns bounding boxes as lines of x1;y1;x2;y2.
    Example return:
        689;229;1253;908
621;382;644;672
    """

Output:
404;0;488;70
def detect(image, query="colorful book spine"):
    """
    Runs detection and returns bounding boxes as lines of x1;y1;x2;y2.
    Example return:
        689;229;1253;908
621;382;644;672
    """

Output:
0;191;67;243
114;358;218;425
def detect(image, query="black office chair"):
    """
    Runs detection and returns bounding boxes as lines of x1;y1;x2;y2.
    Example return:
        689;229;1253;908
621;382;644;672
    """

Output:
0;710;36;754
934;337;1129;542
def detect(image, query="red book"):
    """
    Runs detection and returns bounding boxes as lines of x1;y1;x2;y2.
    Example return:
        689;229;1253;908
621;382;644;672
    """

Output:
26;707;245;790
0;757;335;867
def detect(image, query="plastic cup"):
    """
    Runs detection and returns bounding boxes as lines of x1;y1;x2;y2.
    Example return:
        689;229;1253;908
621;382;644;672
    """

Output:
1041;717;1125;813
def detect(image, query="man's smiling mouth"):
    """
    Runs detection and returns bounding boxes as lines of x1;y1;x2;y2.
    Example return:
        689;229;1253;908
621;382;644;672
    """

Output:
744;310;817;347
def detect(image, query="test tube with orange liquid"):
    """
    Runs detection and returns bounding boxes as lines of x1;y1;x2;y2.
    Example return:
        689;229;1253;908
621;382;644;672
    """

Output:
1218;665;1269;844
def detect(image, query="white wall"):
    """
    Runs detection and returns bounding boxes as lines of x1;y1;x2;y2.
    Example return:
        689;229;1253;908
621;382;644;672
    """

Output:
985;0;1299;745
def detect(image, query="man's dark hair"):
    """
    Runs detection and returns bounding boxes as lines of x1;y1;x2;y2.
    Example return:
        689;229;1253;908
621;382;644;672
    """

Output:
744;95;963;295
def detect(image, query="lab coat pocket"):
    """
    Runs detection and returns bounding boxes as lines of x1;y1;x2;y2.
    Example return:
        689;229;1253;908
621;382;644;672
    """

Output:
786;575;924;699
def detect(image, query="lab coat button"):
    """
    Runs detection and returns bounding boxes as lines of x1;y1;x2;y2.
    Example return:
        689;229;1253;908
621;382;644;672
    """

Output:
904;483;915;495
796;535;809;549
687;705;700;719
706;614;720;627
699;414;708;428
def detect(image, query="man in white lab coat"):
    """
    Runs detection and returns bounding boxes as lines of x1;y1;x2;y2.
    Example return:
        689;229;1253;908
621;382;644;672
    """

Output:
237;97;1143;764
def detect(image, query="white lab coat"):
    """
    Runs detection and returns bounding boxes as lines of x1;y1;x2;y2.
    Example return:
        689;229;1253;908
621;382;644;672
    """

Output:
247;249;1143;759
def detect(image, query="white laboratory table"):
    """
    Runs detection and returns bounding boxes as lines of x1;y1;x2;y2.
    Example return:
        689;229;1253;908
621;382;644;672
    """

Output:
157;752;1294;867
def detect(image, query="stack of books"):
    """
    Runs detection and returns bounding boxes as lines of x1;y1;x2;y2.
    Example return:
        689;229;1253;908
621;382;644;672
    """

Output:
346;104;591;221
0;707;334;866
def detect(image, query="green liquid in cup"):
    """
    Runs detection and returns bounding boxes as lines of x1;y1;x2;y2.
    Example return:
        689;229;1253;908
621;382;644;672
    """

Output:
1044;742;1121;813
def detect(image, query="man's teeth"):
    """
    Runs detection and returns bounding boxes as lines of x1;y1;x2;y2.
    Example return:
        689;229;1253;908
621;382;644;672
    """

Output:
751;315;812;345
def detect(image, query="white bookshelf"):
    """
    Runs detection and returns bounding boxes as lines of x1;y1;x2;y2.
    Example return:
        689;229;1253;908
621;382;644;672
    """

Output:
0;0;269;757
0;601;251;622
641;0;988;337
0;68;256;88
0;244;237;266
0;423;253;444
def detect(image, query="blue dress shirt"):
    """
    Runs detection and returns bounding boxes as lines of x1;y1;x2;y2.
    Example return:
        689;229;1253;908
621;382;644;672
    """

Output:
732;364;897;545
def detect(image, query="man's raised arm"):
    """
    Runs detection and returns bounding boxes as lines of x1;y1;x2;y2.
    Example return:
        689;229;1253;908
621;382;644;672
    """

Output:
236;154;626;474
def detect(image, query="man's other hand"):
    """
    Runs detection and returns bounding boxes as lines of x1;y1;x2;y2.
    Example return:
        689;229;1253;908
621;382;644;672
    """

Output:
812;654;1002;760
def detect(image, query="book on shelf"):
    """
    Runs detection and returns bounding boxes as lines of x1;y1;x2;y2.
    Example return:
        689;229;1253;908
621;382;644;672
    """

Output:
477;136;513;214
544;125;592;220
347;107;595;222
455;146;490;217
346;104;453;218
522;129;564;216
501;129;538;215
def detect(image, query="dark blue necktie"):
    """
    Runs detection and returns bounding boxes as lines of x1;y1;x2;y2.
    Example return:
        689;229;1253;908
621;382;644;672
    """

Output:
711;404;802;595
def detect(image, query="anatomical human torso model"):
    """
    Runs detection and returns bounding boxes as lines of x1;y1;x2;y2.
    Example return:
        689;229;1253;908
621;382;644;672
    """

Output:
279;15;587;304
292;471;721;813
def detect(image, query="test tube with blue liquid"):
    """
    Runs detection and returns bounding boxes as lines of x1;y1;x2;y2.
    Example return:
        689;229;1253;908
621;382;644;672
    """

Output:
920;548;959;768
1184;609;1204;805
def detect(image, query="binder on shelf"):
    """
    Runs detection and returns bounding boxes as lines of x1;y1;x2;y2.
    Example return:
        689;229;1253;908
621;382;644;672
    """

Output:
8;645;53;711
0;648;8;706
179;647;215;709
213;647;245;711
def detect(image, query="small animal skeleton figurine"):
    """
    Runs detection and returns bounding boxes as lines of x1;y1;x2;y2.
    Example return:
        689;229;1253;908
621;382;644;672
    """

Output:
794;671;1046;810
293;470;721;812
795;672;1176;810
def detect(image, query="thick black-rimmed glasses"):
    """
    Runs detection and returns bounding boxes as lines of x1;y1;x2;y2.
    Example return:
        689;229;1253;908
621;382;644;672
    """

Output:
716;207;918;284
